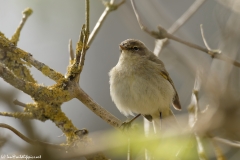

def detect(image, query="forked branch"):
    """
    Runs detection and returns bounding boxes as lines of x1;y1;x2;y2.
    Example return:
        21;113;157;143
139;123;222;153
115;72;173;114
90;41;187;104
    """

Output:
131;0;240;68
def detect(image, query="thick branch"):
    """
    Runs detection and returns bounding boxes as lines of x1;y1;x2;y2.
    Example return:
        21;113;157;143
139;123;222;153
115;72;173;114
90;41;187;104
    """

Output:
0;36;64;82
0;63;69;102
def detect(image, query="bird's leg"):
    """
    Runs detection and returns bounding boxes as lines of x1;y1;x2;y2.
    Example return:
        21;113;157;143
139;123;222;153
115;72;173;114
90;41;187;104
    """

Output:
120;114;141;130
159;112;162;130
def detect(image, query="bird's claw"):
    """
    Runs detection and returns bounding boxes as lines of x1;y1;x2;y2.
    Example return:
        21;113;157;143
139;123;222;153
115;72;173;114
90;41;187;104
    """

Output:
120;120;132;131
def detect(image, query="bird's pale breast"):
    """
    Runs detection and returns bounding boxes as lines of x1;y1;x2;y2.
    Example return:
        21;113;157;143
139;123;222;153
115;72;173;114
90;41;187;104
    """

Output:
109;56;175;116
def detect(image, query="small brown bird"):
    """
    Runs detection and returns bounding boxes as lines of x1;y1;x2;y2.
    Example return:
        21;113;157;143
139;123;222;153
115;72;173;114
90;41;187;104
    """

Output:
109;39;181;132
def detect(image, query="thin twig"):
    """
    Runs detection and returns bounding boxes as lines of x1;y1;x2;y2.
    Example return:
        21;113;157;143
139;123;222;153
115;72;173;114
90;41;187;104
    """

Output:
0;123;63;149
0;112;34;119
13;99;27;107
166;32;209;53
69;39;74;61
10;8;33;45
130;0;153;36
212;136;240;148
168;0;206;34
200;24;222;57
200;24;211;50
166;30;240;67
195;133;208;160
75;24;86;64
154;0;206;56
131;0;240;68
79;0;90;69
211;139;227;160
188;71;207;160
87;0;126;46
85;0;90;36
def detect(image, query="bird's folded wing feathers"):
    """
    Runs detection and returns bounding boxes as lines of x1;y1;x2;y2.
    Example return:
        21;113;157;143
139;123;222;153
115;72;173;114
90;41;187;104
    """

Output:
148;54;181;110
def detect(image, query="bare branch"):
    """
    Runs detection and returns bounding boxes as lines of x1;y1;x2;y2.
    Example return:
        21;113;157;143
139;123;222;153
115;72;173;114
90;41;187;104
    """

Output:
130;0;157;37
0;123;63;149
211;139;227;160
165;31;208;53
13;99;27;107
10;8;33;45
165;31;240;67
194;133;208;160
212;136;240;148
200;24;211;50
76;88;122;128
79;0;90;70
85;0;90;36
131;0;240;68
188;70;202;126
69;39;74;61
168;0;206;34
188;71;207;160
88;0;126;46
200;24;222;58
154;0;206;56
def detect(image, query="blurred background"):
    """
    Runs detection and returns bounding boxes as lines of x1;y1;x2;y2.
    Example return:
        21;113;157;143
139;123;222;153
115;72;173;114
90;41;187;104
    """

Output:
0;0;240;159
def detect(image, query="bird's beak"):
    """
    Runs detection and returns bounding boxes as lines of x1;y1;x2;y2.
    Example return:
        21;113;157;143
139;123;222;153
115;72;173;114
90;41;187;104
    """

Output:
119;44;125;52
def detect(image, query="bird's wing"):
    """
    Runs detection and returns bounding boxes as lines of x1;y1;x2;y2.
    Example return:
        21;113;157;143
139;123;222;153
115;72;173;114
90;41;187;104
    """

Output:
148;53;181;110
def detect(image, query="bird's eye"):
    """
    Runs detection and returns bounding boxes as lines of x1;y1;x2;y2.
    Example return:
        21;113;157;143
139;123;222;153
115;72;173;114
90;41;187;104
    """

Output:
133;47;139;51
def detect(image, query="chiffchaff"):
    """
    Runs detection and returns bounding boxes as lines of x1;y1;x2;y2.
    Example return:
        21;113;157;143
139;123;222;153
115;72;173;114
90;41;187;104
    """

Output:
109;39;181;132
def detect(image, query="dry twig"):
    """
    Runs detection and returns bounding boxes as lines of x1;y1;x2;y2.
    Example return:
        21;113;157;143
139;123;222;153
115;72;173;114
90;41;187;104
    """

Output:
130;0;240;68
69;39;75;61
0;1;122;151
188;71;207;160
88;0;126;46
0;123;63;149
154;0;207;56
212;136;240;148
10;8;33;45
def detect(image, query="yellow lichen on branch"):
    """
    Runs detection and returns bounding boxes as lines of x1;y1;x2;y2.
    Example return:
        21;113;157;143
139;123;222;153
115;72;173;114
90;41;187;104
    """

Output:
10;8;33;45
0;1;124;154
0;35;36;82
